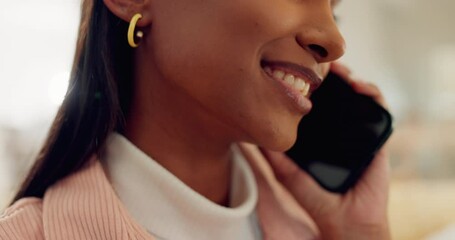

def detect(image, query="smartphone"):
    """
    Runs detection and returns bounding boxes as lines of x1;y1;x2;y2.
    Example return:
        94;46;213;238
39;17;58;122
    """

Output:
285;71;393;193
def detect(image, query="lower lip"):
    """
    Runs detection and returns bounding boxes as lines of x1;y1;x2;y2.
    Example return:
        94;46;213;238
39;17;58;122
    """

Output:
261;68;312;114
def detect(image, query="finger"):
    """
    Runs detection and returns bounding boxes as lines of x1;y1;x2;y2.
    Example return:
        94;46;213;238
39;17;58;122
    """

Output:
330;62;358;85
352;148;390;200
259;148;339;215
330;62;352;79
350;81;388;109
330;63;388;109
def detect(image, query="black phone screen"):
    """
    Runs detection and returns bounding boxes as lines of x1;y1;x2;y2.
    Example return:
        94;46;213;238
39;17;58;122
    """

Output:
285;72;393;193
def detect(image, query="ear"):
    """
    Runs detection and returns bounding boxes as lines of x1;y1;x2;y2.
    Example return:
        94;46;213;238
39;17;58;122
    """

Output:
103;0;152;26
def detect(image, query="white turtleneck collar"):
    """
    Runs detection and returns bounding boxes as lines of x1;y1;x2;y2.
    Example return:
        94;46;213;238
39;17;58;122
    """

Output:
101;133;262;240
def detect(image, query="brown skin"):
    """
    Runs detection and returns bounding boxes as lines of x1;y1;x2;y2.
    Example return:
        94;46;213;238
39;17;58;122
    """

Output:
104;0;390;238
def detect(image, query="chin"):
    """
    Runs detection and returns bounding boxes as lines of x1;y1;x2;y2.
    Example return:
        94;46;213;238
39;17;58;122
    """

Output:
267;138;297;152
235;104;303;152
254;129;298;152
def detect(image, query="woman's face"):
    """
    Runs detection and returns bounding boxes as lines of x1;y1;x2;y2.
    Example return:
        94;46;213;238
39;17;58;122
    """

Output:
141;0;345;151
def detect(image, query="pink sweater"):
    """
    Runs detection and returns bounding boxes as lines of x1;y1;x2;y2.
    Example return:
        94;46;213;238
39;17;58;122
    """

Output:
0;143;318;240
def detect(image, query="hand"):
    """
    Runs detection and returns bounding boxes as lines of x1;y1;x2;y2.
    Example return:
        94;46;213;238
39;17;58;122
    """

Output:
261;62;391;240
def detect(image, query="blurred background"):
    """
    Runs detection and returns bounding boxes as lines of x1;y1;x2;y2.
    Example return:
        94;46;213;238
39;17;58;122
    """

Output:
0;0;454;239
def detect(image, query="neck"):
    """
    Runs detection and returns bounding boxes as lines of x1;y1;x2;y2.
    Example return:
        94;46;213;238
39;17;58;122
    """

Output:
125;63;239;206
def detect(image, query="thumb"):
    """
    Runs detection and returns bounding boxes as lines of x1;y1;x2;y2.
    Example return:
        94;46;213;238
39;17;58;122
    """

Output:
260;148;340;216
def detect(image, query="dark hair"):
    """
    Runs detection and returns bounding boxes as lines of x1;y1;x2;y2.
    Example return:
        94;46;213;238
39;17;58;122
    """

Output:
12;0;132;202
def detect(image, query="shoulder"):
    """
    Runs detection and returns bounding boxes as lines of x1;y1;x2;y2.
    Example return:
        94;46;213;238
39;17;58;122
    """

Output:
0;197;44;240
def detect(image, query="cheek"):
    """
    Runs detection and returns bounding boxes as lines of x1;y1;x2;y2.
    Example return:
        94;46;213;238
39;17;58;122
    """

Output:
148;0;304;68
148;0;305;98
146;0;306;149
148;1;268;107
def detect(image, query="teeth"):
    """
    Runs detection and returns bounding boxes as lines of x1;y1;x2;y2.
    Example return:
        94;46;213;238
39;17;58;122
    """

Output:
302;82;310;96
284;74;295;85
264;67;273;75
294;78;305;91
273;70;285;80
265;67;311;97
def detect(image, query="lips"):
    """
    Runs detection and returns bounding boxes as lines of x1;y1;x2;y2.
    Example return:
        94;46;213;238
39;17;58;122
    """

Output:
260;60;323;97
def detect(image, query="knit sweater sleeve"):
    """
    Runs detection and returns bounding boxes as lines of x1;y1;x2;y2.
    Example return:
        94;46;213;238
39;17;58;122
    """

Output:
0;198;45;240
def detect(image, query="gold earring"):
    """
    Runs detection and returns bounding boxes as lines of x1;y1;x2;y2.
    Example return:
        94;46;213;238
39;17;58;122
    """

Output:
128;13;144;48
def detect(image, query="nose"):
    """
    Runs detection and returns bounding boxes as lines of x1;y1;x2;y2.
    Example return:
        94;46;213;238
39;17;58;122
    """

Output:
296;15;346;63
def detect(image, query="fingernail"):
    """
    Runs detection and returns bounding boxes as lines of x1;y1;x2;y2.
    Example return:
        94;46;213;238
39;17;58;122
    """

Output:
348;73;362;81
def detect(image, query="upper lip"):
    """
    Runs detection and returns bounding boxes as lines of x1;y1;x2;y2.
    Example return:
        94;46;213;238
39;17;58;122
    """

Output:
260;60;323;95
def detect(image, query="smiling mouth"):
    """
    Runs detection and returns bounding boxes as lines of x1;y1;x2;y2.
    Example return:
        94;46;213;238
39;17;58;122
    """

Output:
260;60;323;98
